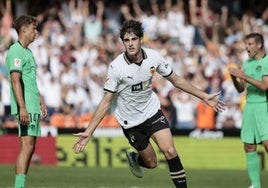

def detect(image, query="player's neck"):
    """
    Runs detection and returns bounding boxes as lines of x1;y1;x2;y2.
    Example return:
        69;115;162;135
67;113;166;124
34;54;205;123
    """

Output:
254;52;266;60
127;50;143;64
18;38;29;48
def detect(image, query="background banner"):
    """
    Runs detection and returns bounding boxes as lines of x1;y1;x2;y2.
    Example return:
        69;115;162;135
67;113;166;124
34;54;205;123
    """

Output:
0;135;57;165
57;135;267;170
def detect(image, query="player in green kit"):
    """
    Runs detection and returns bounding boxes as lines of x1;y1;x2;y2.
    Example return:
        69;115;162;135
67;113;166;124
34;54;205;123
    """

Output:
5;15;47;188
229;33;268;188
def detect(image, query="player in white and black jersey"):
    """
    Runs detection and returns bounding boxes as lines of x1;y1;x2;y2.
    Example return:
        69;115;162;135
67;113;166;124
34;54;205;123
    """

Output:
73;20;225;188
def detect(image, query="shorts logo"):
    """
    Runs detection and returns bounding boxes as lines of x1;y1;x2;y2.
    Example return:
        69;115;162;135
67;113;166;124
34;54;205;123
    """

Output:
30;124;35;131
14;58;21;67
152;115;166;125
129;133;135;143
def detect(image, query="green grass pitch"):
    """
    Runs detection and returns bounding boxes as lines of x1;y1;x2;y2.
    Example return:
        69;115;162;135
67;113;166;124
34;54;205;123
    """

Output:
0;165;267;188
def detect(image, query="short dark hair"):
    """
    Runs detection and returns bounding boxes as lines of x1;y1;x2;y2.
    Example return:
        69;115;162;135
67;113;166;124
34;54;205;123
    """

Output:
119;19;144;40
13;15;38;34
245;33;264;49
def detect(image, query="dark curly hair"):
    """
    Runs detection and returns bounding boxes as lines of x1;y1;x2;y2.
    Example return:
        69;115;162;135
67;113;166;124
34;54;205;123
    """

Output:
13;15;38;34
119;19;144;40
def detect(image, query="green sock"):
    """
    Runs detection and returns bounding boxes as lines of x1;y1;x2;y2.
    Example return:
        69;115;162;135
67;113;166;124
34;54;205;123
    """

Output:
15;174;26;188
246;152;261;188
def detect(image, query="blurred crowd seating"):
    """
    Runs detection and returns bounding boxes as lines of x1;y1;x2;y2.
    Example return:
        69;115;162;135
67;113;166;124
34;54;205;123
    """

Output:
0;0;268;131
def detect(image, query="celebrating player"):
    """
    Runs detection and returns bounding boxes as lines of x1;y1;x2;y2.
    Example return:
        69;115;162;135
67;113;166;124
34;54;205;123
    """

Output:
73;19;225;188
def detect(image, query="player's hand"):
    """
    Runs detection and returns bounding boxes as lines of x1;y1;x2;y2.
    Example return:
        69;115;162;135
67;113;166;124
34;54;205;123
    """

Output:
203;91;225;112
41;103;48;120
228;67;245;79
19;107;29;125
72;132;91;153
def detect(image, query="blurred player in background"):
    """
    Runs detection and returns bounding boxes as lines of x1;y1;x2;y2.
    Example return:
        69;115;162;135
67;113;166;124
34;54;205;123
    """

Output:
73;19;225;188
229;33;268;188
5;15;47;188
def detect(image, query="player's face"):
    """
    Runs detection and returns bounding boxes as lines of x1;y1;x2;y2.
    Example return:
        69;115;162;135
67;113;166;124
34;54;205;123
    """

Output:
245;37;261;59
122;32;142;57
24;23;38;43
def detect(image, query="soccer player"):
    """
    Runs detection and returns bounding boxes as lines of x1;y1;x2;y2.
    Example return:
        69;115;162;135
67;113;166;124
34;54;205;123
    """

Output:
229;33;268;188
5;15;47;188
73;19;225;188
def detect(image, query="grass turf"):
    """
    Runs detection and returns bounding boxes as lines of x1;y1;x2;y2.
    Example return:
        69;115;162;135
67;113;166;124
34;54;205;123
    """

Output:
1;165;267;188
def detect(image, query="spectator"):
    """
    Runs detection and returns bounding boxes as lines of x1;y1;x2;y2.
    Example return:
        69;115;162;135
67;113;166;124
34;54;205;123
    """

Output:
171;90;196;130
216;97;242;129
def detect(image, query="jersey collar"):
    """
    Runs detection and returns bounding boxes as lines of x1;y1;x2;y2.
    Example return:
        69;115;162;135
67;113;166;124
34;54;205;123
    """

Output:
123;48;148;65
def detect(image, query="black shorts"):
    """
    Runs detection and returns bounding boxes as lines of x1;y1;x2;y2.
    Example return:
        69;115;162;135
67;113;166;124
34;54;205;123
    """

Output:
122;110;169;151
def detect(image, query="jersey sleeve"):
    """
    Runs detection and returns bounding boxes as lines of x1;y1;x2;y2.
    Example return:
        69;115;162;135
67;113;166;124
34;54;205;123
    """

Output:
156;54;173;77
6;48;24;73
103;63;119;93
262;58;268;76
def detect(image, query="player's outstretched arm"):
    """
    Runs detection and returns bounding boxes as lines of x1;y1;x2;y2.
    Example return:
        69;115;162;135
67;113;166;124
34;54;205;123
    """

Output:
73;92;114;153
166;72;225;112
203;92;225;112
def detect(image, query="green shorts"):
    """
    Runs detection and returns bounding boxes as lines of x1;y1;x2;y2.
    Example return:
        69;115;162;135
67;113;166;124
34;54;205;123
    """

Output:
241;102;268;144
16;113;41;137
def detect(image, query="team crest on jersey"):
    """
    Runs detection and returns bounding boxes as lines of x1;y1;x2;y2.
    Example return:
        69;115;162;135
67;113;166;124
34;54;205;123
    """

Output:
150;66;156;75
14;58;21;67
256;65;262;72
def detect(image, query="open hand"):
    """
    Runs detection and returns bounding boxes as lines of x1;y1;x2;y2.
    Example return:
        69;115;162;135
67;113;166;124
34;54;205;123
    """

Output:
203;91;226;112
72;132;91;153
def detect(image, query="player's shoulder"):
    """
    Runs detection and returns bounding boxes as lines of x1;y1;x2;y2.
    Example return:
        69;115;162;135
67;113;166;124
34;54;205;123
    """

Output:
7;42;23;55
110;53;125;66
142;47;160;56
9;42;21;50
263;54;268;61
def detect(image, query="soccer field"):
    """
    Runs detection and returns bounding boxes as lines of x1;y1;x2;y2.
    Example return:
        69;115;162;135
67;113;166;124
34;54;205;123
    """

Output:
1;165;267;188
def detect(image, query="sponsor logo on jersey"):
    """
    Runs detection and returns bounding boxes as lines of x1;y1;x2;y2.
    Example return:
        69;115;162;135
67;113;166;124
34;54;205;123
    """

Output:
132;82;142;91
14;58;21;67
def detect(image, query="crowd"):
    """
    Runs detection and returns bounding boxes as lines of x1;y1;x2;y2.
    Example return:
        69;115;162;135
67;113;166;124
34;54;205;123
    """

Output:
0;0;268;131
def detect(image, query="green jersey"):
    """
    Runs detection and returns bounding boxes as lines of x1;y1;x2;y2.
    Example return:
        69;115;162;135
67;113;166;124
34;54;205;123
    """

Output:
243;55;268;103
5;42;40;115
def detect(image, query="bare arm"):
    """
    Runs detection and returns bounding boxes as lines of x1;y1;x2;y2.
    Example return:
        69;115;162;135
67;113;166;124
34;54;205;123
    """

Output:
10;72;29;125
150;0;160;16
132;0;143;17
243;76;268;91
121;4;134;20
166;72;224;111
229;68;246;93
39;94;48;119
229;67;268;91
73;91;114;153
96;0;104;21
85;91;113;135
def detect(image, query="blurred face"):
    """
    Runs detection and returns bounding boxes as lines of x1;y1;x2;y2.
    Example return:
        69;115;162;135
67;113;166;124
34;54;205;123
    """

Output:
245;37;261;59
122;32;142;57
23;23;38;43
